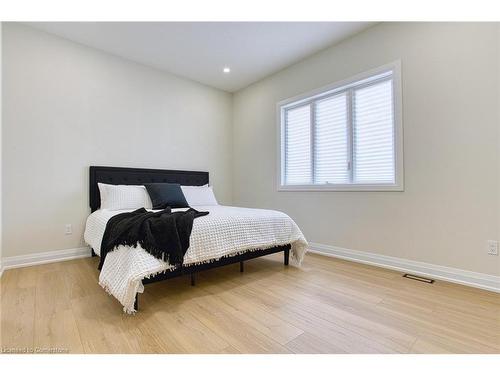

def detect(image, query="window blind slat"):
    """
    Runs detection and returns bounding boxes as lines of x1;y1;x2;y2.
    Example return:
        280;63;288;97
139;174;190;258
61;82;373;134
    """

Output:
314;93;349;184
285;104;311;185
353;79;395;183
281;70;397;189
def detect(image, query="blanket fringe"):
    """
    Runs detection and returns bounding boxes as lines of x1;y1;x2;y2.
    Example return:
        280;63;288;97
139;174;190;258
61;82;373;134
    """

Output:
98;280;136;315
138;240;306;279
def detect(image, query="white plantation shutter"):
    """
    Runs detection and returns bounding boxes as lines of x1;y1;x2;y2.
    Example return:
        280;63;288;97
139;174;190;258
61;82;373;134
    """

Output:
353;79;395;183
284;104;311;185
280;65;400;190
314;93;349;184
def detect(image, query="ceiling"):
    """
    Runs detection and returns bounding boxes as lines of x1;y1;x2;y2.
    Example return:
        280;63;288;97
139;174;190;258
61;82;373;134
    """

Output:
27;22;374;92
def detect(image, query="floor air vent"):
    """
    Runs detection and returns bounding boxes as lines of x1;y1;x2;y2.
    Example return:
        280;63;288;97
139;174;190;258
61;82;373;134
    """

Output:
403;274;435;284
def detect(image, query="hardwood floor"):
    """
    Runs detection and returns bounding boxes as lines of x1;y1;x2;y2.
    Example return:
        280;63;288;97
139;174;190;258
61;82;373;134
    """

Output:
1;252;499;354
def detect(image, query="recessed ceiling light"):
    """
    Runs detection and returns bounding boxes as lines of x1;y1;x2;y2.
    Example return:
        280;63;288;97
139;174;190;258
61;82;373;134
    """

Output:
223;67;231;73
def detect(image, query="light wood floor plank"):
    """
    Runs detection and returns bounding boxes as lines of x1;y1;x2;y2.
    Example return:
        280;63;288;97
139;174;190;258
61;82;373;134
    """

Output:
1;268;37;352
1;252;498;353
33;270;84;353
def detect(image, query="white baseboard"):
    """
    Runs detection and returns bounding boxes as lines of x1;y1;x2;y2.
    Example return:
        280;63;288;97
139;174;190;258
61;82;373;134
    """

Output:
308;242;500;293
2;246;91;271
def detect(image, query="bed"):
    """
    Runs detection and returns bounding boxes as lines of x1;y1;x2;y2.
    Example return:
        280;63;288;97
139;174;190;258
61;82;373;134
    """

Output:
84;166;308;313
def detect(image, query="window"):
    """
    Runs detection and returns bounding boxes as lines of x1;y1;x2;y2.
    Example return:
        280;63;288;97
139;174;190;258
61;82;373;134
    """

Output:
278;61;403;191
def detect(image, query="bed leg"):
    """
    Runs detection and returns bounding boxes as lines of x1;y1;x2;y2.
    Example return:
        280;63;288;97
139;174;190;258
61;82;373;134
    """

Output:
134;294;139;311
190;273;196;286
240;261;244;272
284;248;290;266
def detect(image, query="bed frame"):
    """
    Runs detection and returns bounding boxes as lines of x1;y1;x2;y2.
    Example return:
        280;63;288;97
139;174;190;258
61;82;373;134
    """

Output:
89;166;291;310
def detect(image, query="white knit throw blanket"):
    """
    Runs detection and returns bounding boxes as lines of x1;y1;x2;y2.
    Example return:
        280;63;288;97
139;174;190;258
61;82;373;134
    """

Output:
85;205;308;313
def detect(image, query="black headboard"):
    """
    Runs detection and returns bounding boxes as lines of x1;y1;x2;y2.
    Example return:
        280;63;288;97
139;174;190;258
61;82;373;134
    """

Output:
89;166;209;212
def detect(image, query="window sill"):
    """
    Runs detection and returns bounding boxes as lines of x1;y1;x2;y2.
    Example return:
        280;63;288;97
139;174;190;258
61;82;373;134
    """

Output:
277;183;404;192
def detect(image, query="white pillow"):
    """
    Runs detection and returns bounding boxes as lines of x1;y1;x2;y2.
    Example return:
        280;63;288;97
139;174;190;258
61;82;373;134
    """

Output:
98;183;152;210
181;185;218;206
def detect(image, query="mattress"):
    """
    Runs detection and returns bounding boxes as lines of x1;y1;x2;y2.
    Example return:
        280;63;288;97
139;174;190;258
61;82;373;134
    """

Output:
84;205;308;313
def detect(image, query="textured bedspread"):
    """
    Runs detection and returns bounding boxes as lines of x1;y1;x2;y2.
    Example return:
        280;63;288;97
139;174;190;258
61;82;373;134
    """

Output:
84;205;308;313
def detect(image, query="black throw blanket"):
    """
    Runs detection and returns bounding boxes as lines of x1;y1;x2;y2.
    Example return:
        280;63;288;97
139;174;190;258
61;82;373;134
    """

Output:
98;207;209;270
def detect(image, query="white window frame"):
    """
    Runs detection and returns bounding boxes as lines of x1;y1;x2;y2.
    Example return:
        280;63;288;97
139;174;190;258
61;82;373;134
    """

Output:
277;60;404;192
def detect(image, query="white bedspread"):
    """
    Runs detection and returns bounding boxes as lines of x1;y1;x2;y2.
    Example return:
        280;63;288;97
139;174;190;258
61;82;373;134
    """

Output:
84;205;308;313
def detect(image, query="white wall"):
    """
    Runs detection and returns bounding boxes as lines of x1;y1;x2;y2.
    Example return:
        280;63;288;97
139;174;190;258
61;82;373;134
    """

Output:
233;22;500;276
2;23;233;258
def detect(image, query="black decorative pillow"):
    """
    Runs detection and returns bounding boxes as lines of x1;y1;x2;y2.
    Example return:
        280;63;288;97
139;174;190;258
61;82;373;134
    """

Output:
144;183;189;209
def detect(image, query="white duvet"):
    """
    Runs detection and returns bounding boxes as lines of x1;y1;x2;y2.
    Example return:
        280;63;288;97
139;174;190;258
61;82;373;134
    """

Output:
84;205;308;313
